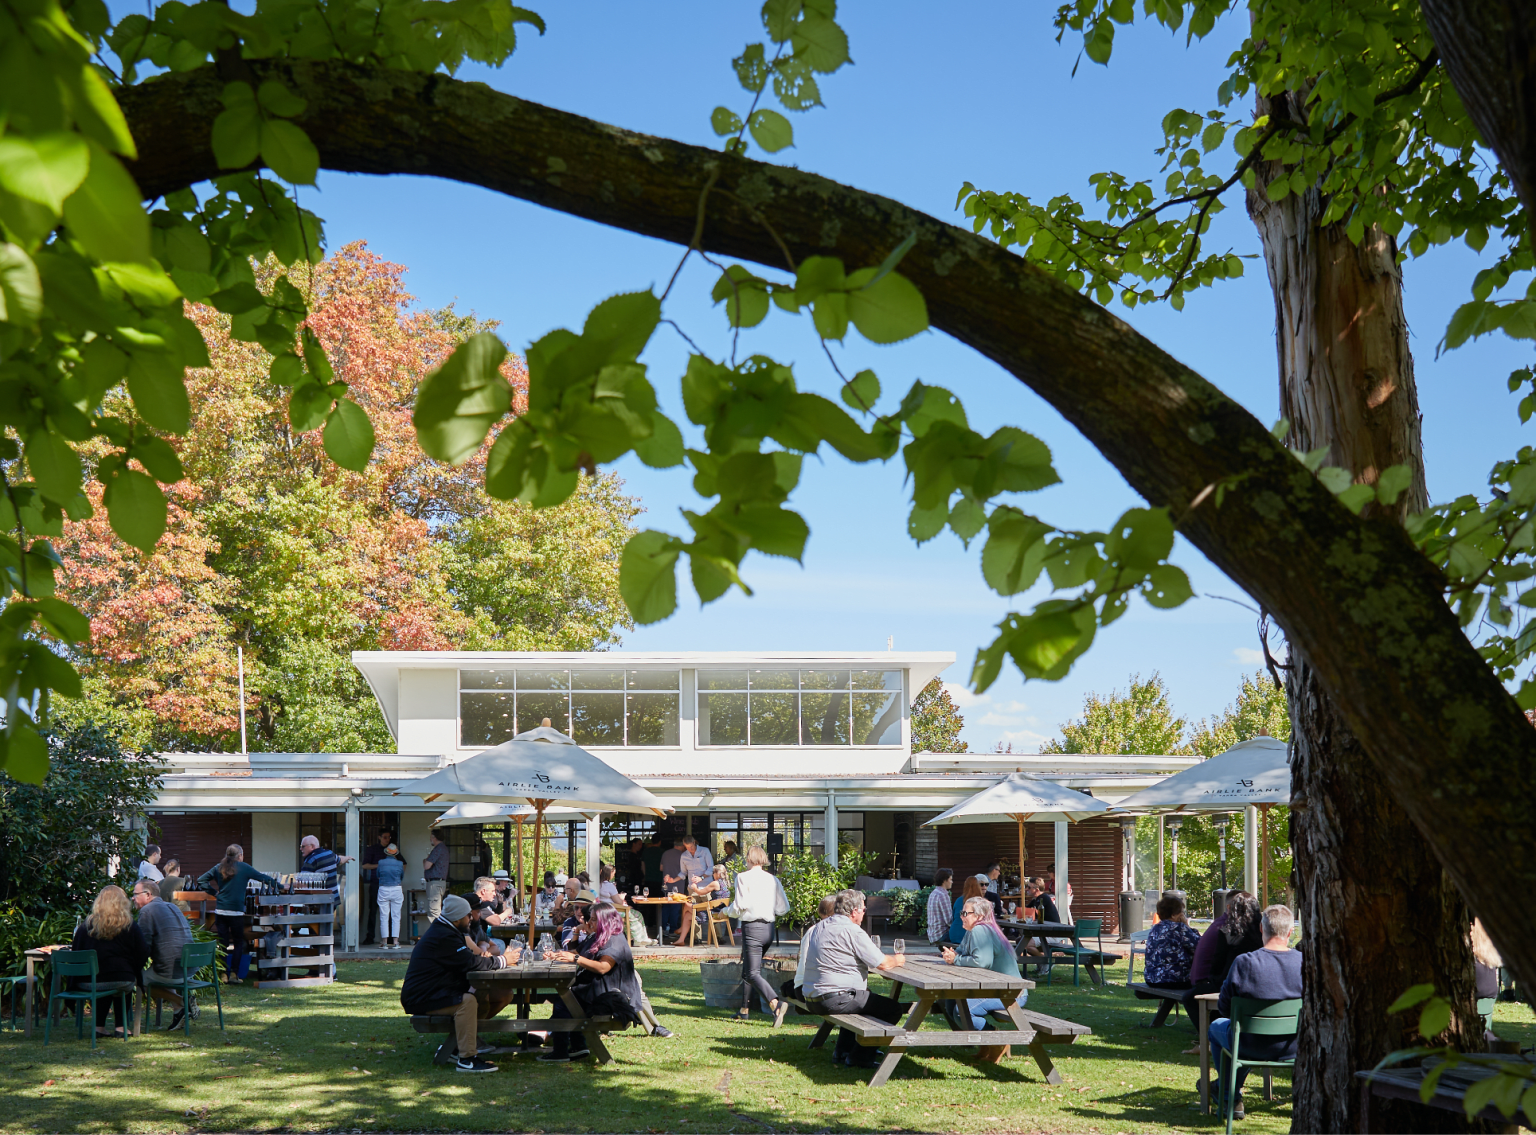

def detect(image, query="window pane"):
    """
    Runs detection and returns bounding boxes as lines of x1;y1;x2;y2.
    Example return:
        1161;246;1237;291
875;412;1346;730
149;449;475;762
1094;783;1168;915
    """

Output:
749;692;800;745
517;691;569;734
853;691;902;745
460;669;514;691
699;670;748;691
571;692;624;745
627;693;680;745
461;691;516;747
800;669;851;690
572;670;624;690
517;669;570;690
852;669;903;692
749;669;798;690
800;691;850;745
627;670;680;691
838;811;865;829
698;692;748;745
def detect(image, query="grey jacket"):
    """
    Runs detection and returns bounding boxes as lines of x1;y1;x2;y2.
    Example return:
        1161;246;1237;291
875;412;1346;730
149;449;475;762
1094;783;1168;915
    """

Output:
138;898;194;979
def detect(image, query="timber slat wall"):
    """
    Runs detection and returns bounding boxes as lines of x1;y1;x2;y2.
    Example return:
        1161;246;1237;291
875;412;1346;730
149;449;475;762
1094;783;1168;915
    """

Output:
936;816;1123;934
149;812;254;880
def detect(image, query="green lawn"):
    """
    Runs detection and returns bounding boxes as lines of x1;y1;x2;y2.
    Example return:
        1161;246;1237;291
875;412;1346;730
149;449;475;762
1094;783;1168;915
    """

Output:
2;959;1531;1134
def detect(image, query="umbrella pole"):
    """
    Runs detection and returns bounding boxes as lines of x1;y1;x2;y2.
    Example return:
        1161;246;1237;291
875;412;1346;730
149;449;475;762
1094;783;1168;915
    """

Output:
1261;805;1271;907
529;803;547;947
515;817;525;917
1015;815;1025;903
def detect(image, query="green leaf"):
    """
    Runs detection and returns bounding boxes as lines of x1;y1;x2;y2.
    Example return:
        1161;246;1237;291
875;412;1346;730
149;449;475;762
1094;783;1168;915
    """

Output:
845;268;928;343
1;725;50;784
981;508;1051;596
731;504;809;560
748;108;793;152
795;255;846;305
633;408;685;468
0;132;89;214
323;399;376;471
130;436;184;484
762;0;802;41
948;496;985;544
32;596;91;643
289;378;335;433
270;352;303;386
710;106;744;136
257;79;308;118
1337;483;1374;514
841;368;879;412
0;243;43;326
126;353;191;434
261;120;320;185
908;500;949;544
25;432;82;504
620;529;680;624
413;331;512;464
1011;607;1095;679
1317;466;1353;494
103;262;181;307
1144;564;1193;608
1463;1075;1503;1121
211;104;261;170
811;291;848;340
711;265;770;328
792;9;850;72
1418;998;1451;1039
102;466;167;552
61;146;151;265
1106;507;1174;570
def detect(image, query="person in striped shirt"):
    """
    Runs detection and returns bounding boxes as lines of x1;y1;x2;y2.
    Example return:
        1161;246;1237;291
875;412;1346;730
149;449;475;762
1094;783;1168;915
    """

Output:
300;835;354;933
926;868;955;943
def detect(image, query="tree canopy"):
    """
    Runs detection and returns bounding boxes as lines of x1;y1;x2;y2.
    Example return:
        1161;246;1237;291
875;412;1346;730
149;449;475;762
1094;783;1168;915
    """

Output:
910;677;968;754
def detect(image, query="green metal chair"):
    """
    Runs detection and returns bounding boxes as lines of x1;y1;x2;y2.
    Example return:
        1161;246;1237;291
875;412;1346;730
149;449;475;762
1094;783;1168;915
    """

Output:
143;942;224;1035
1045;918;1104;987
1216;996;1301;1135
43;950;136;1048
1477;995;1496;1035
0;971;28;1032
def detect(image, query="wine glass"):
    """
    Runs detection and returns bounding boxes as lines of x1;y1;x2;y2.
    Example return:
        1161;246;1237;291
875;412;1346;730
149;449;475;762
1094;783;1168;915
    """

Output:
871;934;882;951
643;887;650;898
893;938;906;957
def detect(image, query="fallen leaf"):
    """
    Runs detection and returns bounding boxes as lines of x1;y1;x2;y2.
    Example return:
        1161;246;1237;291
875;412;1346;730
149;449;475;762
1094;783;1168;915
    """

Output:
42;1080;55;1087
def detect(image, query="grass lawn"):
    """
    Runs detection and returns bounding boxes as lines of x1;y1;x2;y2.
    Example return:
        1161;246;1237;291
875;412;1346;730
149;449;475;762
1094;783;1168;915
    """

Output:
2;959;1532;1134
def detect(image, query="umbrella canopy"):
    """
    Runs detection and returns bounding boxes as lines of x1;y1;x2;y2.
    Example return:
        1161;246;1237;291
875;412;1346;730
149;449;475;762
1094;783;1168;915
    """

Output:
1108;736;1289;812
923;773;1113;827
431;802;584;827
399;725;669;816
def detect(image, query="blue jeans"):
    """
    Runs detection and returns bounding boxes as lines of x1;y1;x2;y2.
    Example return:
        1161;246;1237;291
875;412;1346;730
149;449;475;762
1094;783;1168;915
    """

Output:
1208;1018;1250;1095
960;996;1008;1031
661;902;681;935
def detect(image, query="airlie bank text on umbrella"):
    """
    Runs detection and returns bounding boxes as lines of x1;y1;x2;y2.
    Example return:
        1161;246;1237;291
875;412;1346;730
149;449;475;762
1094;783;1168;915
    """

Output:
142;651;1201;949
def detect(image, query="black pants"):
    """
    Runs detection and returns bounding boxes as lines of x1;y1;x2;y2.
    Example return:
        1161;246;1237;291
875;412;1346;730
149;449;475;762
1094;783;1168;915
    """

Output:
810;988;904;1060
215;914;248;979
739;921;778;1009
1181;977;1222;1033
363;883;378;942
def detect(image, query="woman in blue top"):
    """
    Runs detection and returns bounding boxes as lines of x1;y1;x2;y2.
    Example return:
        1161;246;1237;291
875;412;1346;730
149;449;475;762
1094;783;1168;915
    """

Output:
375;843;407;949
1144;891;1201;988
197;844;278;983
941;896;1024;1030
949;876;985;944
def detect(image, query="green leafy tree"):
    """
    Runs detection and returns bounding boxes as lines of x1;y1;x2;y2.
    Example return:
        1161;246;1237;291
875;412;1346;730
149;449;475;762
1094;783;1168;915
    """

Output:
774;843;875;929
1042;672;1188;754
1187;670;1291;757
910;677;967;753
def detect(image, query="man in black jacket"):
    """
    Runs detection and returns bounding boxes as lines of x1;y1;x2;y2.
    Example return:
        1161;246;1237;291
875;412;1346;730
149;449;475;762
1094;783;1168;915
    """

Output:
400;894;518;1072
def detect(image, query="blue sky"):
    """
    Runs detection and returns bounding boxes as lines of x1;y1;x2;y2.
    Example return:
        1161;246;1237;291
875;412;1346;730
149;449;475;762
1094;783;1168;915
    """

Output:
307;3;1527;750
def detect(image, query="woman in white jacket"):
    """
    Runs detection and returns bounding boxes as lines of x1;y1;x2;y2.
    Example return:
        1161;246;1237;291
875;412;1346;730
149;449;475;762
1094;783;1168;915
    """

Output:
729;844;791;1020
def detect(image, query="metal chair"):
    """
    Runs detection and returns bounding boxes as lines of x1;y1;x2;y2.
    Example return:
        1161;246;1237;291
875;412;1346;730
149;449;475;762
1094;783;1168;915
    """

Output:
44;950;135;1048
1124;928;1151;985
143;941;224;1035
1045;918;1104;986
1216;996;1301;1135
0;971;28;1032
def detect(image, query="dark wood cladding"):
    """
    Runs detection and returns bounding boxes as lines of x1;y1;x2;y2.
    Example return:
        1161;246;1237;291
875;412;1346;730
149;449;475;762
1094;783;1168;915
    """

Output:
148;812;254;881
936;817;1124;934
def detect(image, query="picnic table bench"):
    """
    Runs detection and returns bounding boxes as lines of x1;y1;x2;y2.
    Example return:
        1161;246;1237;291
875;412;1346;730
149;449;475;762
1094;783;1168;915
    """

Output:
999;919;1122;986
1128;982;1187;1026
1356;1054;1533;1133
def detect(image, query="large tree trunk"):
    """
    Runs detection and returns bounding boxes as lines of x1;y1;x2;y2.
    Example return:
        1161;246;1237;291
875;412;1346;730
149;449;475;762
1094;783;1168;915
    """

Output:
1248;96;1483;1133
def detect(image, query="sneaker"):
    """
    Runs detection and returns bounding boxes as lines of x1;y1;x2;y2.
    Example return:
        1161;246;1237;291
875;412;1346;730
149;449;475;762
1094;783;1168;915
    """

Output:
569;1047;591;1061
650;1025;674;1038
536;1051;572;1063
454;1057;498;1073
475;1042;496;1055
165;1009;186;1032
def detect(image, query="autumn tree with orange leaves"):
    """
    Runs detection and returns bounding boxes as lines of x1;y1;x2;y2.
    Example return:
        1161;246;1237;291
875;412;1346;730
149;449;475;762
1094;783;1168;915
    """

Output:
57;244;638;752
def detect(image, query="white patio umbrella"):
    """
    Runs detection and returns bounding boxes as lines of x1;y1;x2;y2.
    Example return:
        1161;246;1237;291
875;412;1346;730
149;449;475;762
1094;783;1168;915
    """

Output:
430;801;585;915
399;722;669;923
923;773;1112;891
1107;736;1290;812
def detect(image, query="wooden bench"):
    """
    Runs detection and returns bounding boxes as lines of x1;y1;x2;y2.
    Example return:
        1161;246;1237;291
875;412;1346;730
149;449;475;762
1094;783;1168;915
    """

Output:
986;1007;1091;1083
825;1012;1039;1087
1128;983;1187;1027
409;1013;624;1063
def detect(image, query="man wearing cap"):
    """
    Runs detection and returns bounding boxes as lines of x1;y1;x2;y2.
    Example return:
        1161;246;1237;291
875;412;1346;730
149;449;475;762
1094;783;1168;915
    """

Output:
400;894;518;1073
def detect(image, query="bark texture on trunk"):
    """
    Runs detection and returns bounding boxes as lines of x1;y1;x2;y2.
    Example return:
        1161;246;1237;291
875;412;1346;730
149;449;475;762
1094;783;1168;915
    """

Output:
1249;91;1481;1134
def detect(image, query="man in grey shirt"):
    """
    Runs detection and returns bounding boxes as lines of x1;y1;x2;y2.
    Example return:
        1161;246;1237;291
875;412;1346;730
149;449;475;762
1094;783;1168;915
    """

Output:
659;835;686;943
803;889;906;1068
424;829;450;920
133;879;194;1029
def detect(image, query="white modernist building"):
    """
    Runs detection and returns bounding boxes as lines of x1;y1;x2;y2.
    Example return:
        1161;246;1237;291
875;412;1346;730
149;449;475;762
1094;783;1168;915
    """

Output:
147;650;1200;950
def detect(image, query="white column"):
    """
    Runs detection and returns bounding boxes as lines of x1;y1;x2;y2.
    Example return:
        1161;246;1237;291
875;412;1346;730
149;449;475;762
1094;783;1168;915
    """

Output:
1157;815;1165;893
1054;819;1070;923
344;801;360;953
585;814;602;883
1126;822;1137;892
1244;805;1260;895
824;790;838;868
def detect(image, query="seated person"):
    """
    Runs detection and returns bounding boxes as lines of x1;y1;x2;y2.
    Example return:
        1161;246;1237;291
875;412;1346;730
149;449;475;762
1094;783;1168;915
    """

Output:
157;859;192;903
466;882;507;958
940;896;1024;1043
803;889;907;1069
1203;904;1303;1120
949;876;985;944
1019;878;1061;956
685;865;729;938
132;878;195;1028
73;885;148;1038
543;902;645;1062
489;871;514;914
558;889;597;948
783;895;838;1005
535;873;560;920
597;864;620;905
1145;892;1201;989
550;879;584;921
1182;892;1263;1035
399;894;520;1073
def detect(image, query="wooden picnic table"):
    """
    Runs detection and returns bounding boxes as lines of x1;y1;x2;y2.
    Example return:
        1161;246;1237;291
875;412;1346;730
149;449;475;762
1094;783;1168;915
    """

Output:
797;957;1088;1088
1194;991;1276;1114
21;946;68;1039
629;895;704;945
406;960;625;1063
998;919;1117;984
490;921;556;947
1355;1054;1534;1132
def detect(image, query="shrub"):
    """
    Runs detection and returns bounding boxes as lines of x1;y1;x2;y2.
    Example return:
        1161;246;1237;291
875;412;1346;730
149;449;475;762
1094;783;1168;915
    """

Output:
774;844;876;928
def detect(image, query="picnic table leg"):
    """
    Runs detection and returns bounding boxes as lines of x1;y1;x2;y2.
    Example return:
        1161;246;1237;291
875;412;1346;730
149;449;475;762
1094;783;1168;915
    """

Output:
1199;999;1212;1115
809;1019;834;1049
1358;1076;1372;1135
23;956;34;1039
1001;990;1060;1083
864;992;936;1089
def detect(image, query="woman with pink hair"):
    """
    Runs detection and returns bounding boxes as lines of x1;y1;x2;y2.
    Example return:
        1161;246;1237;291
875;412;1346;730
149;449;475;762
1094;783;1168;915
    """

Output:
543;902;643;1061
940;895;1025;1035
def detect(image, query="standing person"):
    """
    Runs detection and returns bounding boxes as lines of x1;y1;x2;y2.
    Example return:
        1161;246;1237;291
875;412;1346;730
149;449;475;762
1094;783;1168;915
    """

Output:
950;876;985;945
675;834;715;946
1145;892;1201;990
299;834;354;929
158;859;191;906
197;845;278;984
803;890;907;1069
71;885;148;1038
640;833;665;934
940;896;1023;1045
399;894;513;1073
1201;905;1303;1120
544;902;645;1062
361;829;394;946
660;834;687;945
729;845;790;1020
132;878;194;1028
376;842;407;949
926;868;955;944
137;844;164;883
424;829;450;921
